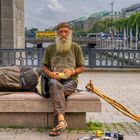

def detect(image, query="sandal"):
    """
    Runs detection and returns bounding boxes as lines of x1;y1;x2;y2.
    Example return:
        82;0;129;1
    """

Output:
49;120;67;137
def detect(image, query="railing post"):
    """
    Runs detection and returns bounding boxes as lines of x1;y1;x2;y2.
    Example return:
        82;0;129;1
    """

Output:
88;48;92;68
38;48;44;67
92;48;96;68
88;48;96;68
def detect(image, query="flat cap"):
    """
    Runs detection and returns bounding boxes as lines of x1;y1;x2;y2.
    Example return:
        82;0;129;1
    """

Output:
55;22;71;30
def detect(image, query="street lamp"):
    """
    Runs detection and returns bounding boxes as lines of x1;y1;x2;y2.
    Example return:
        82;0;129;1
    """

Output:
110;1;114;20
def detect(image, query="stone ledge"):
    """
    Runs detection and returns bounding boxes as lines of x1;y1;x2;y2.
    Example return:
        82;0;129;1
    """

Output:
0;91;101;113
0;91;101;128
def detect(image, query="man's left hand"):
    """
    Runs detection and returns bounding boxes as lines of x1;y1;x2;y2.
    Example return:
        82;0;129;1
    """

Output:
63;69;75;78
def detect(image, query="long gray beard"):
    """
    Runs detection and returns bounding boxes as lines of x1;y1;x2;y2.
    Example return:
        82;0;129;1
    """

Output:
55;31;72;53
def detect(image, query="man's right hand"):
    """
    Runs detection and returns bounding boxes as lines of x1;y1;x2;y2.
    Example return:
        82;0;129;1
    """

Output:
49;72;60;80
42;66;60;80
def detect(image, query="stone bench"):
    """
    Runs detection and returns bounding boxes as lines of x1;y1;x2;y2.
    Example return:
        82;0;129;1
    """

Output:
0;91;101;128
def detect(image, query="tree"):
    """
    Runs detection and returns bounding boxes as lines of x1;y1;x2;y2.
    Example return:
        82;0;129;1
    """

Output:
25;28;38;37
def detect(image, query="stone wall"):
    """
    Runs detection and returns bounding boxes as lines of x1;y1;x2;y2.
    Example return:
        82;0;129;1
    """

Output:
0;0;24;49
13;0;25;49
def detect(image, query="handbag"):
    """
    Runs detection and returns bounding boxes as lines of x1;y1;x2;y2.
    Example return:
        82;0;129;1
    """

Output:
36;73;50;98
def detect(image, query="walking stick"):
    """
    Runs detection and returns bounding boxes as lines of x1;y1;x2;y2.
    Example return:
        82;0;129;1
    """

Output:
86;80;140;123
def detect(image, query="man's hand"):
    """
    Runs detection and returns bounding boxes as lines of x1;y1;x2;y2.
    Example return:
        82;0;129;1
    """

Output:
42;65;60;80
49;72;60;80
63;69;75;78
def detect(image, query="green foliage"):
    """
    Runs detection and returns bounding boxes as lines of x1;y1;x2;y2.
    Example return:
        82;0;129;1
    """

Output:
73;28;88;37
66;128;74;134
65;121;103;133
25;28;38;37
88;13;140;34
0;125;25;129
86;120;103;131
90;21;103;32
36;127;46;133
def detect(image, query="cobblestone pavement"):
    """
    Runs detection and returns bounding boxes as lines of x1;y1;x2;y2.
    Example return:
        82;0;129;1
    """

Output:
0;128;140;140
0;71;140;140
78;72;140;122
79;71;140;138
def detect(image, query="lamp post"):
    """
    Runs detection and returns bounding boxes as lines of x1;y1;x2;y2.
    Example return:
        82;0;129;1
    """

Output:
110;1;114;20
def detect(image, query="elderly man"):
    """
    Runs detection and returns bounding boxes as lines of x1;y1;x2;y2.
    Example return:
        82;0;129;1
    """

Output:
41;22;84;136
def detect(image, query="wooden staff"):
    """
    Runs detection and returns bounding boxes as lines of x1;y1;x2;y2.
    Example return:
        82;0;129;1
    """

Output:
86;80;140;123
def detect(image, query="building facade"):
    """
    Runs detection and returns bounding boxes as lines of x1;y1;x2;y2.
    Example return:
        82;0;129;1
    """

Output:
0;0;24;49
122;3;140;17
70;10;122;33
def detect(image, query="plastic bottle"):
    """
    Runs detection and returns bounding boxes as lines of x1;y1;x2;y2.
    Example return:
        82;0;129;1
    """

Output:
118;132;124;140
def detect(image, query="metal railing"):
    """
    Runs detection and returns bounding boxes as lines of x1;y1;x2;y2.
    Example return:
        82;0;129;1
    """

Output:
82;47;140;68
0;48;44;67
0;48;140;68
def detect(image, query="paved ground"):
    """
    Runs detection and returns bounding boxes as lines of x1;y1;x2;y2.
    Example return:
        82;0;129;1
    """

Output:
79;71;140;139
78;71;140;124
0;71;140;140
0;128;140;140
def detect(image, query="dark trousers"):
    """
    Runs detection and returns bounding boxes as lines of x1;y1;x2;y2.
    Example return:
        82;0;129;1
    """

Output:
48;78;77;116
